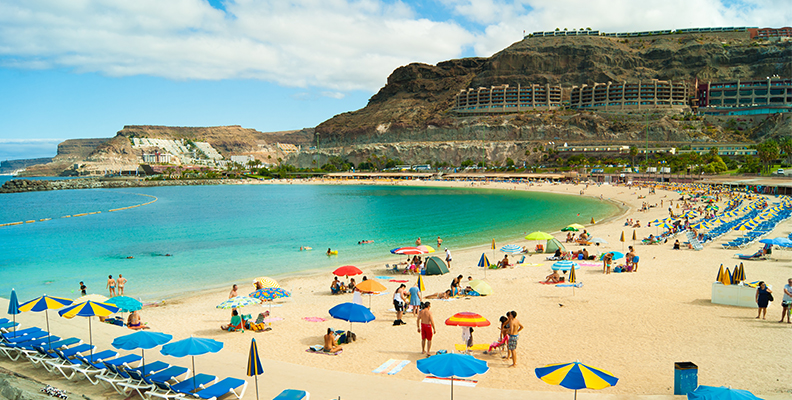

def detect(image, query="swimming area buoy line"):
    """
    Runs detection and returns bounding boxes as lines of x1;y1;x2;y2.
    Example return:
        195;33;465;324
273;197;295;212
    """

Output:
0;191;158;227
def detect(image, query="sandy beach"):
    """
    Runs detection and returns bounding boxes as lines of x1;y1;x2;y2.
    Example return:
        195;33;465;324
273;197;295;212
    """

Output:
2;178;790;400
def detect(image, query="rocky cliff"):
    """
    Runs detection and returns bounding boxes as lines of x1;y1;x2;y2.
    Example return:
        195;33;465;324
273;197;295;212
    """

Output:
315;32;791;145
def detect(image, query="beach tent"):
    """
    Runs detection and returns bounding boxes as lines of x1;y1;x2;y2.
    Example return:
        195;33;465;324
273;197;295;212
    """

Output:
545;238;566;254
424;256;449;276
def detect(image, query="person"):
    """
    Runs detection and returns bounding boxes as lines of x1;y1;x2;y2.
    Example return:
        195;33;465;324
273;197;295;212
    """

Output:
756;281;772;320
117;274;127;296
673;240;681;250
545;270;561;283
327;248;332;255
127;310;150;330
425;290;452;300
565;232;573;243
450;275;463;296
106;275;116;297
79;281;87;296
221;309;244;331
229;284;238;299
417;302;436;355
486;316;509;354
348;278;356;293
393;284;406;325
437;236;442;249
409;281;422;316
416;237;421;246
445;248;452;268
553;248;562;259
323;328;343;353
780;278;792;324
497;255;510;268
506;311;523;367
626;246;637;270
603;252;613;274
331;277;346;294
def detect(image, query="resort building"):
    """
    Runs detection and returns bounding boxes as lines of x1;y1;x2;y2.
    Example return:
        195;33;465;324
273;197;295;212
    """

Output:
556;145;629;154
569;80;689;111
452;84;563;114
678;144;757;156
748;27;792;39
142;152;172;163
696;77;792;115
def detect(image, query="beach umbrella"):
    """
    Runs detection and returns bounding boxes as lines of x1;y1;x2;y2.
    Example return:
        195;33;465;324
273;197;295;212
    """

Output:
552;261;580;271
246;338;264;400
329;302;375;332
620;231;625;250
686;385;763;400
759;237;792;247
445;312;490;327
75;294;109;304
416;353;489;400
567;223;586;230
535;361;619;400
253;277;280;289
716;265;725;282
217;296;259;309
417;245;436;253
7;289;19;334
112;330;173;370
721;268;733;285
606;251;624;260
161;336;223;392
500;244;523;254
249;288;291;313
392;247;426;255
632;230;636;242
356;280;388;308
477;253;490;268
590;238;608;245
561;226;579;232
104;296;142;312
18;295;73;350
525;231;554;241
491;239;495;250
568;265;577;284
333;265;362;277
58;300;120;357
417;276;426;292
467;280;492;296
734;263;746;283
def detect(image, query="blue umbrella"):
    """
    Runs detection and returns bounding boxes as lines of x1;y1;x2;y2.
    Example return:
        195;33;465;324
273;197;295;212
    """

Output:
7;289;19;334
247;338;264;400
552;261;580;271
416;353;489;400
161;336;223;392
607;251;625;260
329;302;375;332
686;385;763;400
500;244;523;254
112;331;173;369
105;296;142;312
759;237;792;247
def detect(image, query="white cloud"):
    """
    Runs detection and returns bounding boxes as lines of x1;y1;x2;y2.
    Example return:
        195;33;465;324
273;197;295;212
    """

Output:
0;0;786;93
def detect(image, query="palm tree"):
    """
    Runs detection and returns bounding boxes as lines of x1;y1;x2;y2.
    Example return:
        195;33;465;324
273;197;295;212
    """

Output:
756;140;780;174
779;137;792;165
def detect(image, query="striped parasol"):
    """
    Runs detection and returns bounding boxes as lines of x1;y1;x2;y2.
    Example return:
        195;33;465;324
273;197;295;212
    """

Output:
246;338;264;400
18;295;73;350
500;244;524;254
58;300;120;357
535;361;618;399
253;277;280;289
445;312;491;327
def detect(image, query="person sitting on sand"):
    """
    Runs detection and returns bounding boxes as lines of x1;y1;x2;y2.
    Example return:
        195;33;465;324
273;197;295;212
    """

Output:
633;220;641;228
221;310;244;331
565;232;574;243
323;328;343;353
545;270;561;283
348;278;356;293
673;240;680;250
425;290;452;300
497;255;511;268
127;310;150;330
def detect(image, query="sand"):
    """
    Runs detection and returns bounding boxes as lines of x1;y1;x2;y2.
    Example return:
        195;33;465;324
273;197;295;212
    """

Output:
1;178;790;400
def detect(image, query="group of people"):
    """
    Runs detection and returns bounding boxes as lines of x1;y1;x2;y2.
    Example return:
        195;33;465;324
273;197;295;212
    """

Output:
755;278;792;323
489;311;523;367
105;274;128;297
330;277;357;294
603;246;638;274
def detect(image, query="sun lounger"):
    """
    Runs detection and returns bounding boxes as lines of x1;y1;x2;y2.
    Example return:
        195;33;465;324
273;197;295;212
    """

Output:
1;327;43;343
0;334;63;361
188;377;247;400
119;365;189;397
70;352;136;384
146;373;217;400
46;344;95;375
15;337;79;362
273;389;310;400
0;321;20;333
99;359;167;393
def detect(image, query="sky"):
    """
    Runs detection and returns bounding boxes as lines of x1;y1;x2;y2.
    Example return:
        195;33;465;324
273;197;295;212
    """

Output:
1;0;789;160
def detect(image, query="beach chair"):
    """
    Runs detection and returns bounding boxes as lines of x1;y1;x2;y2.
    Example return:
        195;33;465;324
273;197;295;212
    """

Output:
70;352;139;385
15;337;79;362
119;365;189;397
272;389;310;400
735;248;766;260
52;348;117;380
0;334;62;361
515;255;525;265
535;244;544;253
146;373;217;400
189;377;248;400
1;327;44;343
101;360;169;394
46;343;96;376
0;321;20;333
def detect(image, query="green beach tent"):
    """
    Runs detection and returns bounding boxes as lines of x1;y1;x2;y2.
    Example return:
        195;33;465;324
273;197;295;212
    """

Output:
424;256;449;276
545;238;566;254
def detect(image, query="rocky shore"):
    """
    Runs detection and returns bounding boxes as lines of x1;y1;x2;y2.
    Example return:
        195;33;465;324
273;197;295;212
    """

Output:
0;178;255;194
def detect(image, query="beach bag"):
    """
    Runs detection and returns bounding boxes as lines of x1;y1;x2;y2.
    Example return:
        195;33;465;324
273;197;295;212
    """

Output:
768;293;774;302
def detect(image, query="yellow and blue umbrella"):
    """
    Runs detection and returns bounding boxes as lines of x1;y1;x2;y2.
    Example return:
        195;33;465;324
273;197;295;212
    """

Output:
7;289;19;335
535;361;619;400
246;338;264;400
253;277;280;289
58;300;120;356
217;296;259;310
417;275;426;292
18;295;73;349
477;253;490;268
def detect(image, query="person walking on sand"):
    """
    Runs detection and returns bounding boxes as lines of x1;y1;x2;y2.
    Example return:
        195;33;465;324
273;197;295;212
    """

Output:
445;248;452;268
756;281;772;320
117;274;127;295
107;275;116;297
506;311;523;367
417;302;436;356
780;278;792;324
409;281;422;316
393;284;406;325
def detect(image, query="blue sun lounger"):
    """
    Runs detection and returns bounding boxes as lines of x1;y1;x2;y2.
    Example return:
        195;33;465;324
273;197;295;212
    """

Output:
119;365;189;398
146;373;217;400
189;377;247;400
273;389;309;400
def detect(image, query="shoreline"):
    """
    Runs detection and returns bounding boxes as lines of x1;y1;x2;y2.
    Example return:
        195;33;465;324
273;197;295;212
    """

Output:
2;178;790;399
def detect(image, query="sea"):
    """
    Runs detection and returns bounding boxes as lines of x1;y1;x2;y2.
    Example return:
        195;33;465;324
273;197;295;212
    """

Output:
0;177;619;301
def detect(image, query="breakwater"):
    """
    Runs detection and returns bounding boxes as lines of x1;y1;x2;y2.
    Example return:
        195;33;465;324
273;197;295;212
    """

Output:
0;177;250;194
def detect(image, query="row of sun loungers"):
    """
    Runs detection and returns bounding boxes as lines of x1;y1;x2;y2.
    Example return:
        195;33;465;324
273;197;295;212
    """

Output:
721;209;792;249
0;323;268;400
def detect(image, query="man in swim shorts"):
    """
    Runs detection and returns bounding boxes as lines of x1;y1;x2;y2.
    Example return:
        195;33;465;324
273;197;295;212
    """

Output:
107;275;116;297
417;302;436;355
506;310;523;367
117;274;127;295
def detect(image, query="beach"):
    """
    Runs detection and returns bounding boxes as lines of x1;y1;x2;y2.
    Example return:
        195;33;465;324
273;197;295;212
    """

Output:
1;179;790;400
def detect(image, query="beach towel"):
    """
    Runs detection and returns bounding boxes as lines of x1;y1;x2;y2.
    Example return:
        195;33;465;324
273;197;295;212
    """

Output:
423;377;477;387
556;283;583;288
389;280;408;283
577;262;601;267
522;263;544;267
538;281;560;285
454;344;489;351
307;345;342;356
302;317;326;322
373;359;410;375
376;276;392;280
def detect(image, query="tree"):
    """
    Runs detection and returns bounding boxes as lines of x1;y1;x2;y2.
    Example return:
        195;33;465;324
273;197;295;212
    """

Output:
756;140;780;173
629;147;638;166
779;136;792;165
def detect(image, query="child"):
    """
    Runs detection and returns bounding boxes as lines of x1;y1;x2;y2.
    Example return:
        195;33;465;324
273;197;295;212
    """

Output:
79;281;87;296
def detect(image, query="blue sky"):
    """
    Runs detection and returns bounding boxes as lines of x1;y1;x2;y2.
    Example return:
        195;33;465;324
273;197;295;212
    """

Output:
0;0;788;160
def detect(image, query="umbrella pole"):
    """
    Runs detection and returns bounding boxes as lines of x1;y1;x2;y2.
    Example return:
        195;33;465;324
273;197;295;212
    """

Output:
45;309;52;351
141;349;145;369
254;375;259;400
450;376;454;400
89;317;93;357
192;356;196;391
574;389;577;400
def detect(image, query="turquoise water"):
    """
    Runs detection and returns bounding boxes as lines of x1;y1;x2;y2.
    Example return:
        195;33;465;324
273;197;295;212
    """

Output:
0;183;618;301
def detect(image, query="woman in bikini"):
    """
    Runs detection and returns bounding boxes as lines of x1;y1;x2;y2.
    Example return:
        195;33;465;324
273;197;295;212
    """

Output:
107;275;116;297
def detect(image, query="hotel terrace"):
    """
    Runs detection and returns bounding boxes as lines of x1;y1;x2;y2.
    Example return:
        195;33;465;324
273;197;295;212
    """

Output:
569;80;689;111
452;84;563;114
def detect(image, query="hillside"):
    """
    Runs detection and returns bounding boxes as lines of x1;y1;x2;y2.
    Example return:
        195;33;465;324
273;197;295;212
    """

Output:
315;32;791;146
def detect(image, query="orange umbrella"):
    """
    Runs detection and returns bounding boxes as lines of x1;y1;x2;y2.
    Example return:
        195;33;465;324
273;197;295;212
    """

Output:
333;265;362;277
356;279;386;293
445;312;491;327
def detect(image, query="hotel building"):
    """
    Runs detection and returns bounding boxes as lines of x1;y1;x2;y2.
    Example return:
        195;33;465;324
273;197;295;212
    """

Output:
569;80;689;111
452;84;563;114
